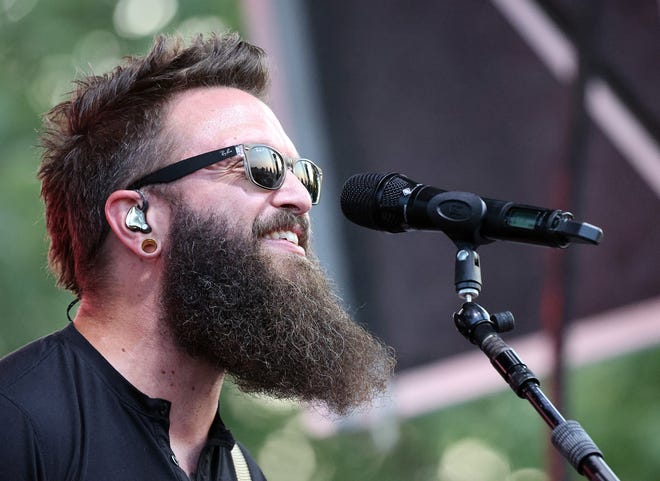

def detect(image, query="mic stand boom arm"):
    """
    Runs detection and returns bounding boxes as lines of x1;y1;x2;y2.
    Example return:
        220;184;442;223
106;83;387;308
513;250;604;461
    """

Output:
452;246;620;481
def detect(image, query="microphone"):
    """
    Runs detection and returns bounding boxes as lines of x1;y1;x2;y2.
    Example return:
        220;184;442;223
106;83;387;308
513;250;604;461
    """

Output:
340;172;603;248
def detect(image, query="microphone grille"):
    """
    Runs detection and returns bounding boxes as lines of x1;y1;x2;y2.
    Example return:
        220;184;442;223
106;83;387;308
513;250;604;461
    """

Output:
380;174;411;207
378;174;413;230
340;172;386;228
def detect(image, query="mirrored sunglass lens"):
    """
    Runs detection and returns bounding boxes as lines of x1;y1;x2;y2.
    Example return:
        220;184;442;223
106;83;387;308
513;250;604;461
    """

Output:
294;160;321;203
248;146;285;188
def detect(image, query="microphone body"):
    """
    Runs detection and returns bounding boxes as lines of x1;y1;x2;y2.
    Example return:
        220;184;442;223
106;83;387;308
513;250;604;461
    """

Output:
340;172;603;248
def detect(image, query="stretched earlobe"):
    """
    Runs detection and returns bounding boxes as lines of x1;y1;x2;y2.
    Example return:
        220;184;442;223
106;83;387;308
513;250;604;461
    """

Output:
140;238;158;254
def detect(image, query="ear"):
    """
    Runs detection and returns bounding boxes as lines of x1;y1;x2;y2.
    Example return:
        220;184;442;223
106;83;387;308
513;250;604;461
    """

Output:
105;190;164;258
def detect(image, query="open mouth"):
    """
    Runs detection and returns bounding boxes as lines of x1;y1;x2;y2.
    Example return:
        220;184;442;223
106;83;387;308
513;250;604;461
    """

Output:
263;230;300;246
254;212;310;255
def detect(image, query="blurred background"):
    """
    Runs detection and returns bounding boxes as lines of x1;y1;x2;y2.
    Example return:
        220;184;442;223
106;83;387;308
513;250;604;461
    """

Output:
1;1;659;480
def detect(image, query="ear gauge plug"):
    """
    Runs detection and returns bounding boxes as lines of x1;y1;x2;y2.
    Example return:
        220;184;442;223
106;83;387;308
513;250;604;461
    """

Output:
125;190;152;233
140;238;158;253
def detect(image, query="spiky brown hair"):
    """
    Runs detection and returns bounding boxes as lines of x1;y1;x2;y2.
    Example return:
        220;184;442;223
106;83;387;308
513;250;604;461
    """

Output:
38;33;269;295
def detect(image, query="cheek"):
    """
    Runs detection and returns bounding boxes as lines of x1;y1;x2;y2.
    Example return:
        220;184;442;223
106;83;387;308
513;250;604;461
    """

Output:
218;202;262;239
190;181;269;235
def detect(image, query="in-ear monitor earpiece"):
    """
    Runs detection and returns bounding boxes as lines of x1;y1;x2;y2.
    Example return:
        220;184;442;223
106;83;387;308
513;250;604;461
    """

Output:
125;190;152;234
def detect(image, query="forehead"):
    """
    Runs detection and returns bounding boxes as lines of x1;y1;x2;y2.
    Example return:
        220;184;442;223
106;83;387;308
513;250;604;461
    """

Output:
164;86;296;157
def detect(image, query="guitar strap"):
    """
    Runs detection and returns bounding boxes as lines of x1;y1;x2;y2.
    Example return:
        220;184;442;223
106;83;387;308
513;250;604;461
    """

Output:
230;443;252;481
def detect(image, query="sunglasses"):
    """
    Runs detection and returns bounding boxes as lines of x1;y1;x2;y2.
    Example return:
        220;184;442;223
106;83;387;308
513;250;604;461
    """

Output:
128;144;323;204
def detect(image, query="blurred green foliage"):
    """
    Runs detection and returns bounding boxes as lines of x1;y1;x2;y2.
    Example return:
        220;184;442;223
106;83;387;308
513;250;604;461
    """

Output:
1;2;658;481
0;0;242;353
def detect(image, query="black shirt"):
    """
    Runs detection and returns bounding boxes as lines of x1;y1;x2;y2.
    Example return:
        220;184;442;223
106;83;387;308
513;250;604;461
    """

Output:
0;323;267;481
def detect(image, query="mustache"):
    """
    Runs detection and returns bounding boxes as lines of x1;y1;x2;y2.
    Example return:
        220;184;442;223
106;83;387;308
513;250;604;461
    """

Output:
252;211;311;250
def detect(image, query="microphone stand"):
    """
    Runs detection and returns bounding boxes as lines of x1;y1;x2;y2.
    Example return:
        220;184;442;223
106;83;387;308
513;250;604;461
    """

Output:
451;246;620;481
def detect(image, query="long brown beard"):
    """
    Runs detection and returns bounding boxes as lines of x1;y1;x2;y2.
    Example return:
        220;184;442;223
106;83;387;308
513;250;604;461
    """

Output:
160;205;395;415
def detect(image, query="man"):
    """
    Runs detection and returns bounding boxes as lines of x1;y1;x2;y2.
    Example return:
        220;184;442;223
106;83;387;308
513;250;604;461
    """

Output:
0;33;395;481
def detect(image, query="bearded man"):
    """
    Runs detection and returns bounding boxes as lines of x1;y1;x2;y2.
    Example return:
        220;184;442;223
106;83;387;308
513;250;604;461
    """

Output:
0;33;395;481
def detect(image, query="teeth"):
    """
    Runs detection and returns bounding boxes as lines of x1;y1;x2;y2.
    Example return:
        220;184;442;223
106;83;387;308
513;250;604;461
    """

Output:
264;230;299;245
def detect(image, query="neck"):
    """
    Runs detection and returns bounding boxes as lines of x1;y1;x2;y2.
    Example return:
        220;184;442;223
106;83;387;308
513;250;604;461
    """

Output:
73;296;224;476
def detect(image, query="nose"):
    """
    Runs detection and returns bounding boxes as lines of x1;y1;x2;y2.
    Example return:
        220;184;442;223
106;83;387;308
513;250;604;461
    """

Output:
270;170;313;214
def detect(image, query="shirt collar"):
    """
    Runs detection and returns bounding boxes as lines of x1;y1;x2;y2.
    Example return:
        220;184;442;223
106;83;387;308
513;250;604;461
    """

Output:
59;323;235;447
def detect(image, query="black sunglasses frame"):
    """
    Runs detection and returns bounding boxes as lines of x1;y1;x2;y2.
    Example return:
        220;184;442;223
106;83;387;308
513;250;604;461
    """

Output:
128;144;322;204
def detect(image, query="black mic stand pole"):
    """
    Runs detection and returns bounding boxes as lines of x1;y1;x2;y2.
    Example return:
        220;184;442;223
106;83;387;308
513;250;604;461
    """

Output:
451;246;620;481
